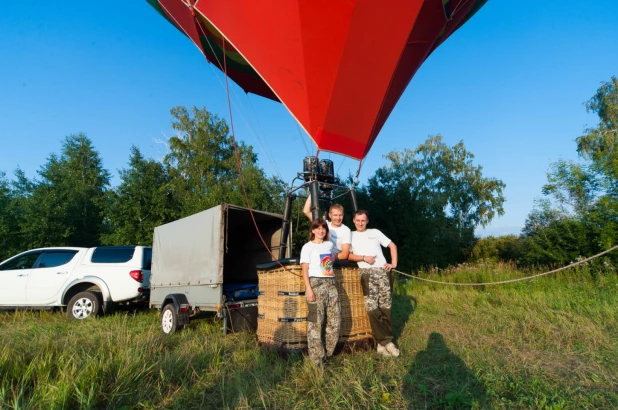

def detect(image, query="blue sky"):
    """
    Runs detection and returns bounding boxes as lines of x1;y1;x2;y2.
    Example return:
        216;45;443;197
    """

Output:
1;1;617;237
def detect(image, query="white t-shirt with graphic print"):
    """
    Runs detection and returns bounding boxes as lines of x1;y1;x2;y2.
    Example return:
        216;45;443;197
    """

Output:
300;241;335;277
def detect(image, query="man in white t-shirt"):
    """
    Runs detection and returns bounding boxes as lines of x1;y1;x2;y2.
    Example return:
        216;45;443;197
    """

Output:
303;195;351;260
348;209;400;357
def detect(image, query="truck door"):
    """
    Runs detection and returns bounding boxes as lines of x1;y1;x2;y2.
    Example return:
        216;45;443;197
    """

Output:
26;250;80;304
0;251;43;305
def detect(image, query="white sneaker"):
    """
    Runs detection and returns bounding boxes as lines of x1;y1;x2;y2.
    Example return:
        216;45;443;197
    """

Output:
385;342;400;357
377;344;393;357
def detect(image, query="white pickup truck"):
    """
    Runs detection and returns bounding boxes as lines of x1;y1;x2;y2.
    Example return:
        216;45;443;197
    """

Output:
0;246;151;319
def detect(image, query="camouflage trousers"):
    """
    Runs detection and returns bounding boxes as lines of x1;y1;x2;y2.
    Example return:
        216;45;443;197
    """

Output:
307;277;341;363
360;268;394;346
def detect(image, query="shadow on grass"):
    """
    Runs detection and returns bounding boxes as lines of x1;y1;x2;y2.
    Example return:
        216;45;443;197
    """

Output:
404;333;487;409
392;283;417;342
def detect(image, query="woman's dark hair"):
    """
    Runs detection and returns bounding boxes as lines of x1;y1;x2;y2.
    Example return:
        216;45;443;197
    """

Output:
309;218;330;241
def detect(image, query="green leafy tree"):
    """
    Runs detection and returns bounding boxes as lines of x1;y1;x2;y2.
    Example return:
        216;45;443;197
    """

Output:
102;146;177;245
470;234;522;263
0;172;20;260
520;200;590;265
574;76;618;251
2;169;35;256
164;106;284;216
357;136;505;270
577;76;618;196
524;77;618;265
19;134;110;248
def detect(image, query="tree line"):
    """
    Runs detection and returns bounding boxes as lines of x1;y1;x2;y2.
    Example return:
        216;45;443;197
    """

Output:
1;77;616;271
471;77;618;268
0;107;284;262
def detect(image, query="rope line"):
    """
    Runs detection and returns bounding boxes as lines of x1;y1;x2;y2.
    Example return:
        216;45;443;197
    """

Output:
355;159;364;180
392;244;618;286
295;122;311;156
336;157;346;175
244;94;282;180
218;32;302;278
451;0;475;18
192;12;282;181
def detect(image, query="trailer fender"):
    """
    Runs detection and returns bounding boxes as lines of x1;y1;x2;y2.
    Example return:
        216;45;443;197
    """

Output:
162;294;191;326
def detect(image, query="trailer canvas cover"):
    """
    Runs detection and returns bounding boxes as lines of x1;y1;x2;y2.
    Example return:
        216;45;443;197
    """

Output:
153;205;225;285
152;204;286;289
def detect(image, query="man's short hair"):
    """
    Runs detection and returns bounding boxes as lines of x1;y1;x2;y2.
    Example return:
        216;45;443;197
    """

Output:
353;209;369;218
329;203;344;213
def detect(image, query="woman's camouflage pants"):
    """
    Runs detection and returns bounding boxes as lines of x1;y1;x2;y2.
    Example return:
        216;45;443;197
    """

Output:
360;268;394;346
307;277;341;363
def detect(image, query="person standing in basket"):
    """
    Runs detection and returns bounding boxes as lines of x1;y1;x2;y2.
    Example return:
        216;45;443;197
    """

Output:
348;210;400;357
300;218;341;366
303;195;351;260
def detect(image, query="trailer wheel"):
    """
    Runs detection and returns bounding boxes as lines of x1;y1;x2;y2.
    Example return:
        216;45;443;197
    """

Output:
161;304;182;335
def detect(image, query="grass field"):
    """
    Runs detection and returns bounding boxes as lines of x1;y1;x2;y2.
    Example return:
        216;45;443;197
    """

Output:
1;262;617;409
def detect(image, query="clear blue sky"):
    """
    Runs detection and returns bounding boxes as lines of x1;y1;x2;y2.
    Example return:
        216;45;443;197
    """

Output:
1;1;617;237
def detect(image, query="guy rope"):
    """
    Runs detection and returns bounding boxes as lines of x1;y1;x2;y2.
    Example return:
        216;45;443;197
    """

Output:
392;244;618;286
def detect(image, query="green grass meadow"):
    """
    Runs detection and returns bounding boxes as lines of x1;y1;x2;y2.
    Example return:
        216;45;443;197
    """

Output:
1;262;617;409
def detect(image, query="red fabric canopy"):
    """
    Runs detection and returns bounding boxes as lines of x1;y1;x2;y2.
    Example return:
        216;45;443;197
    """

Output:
150;0;487;160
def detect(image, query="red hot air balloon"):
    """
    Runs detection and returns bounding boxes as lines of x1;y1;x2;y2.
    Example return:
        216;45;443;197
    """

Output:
147;0;488;160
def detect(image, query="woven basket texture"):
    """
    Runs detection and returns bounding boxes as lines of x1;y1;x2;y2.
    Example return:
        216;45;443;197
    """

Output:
257;264;372;349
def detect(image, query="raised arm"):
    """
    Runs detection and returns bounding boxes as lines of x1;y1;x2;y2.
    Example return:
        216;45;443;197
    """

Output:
303;195;313;221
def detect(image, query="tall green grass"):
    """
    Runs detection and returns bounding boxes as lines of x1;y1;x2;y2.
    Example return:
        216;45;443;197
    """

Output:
1;262;617;409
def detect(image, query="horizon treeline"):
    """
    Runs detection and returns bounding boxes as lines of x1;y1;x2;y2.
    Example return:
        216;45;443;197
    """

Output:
1;77;617;271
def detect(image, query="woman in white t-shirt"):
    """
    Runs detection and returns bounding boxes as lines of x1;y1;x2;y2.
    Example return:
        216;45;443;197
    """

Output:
300;218;341;366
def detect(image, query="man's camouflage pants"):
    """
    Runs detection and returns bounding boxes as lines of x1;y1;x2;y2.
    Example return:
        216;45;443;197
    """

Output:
360;267;394;346
307;277;341;363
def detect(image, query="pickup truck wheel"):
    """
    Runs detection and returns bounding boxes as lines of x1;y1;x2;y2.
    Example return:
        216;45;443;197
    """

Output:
161;304;181;335
67;291;102;320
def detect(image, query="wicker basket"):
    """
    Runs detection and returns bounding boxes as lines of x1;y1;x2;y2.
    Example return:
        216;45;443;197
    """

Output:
336;266;372;341
257;261;372;349
257;264;308;347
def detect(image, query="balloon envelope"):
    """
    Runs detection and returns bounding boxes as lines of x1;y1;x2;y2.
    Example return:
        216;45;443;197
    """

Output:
148;0;487;160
